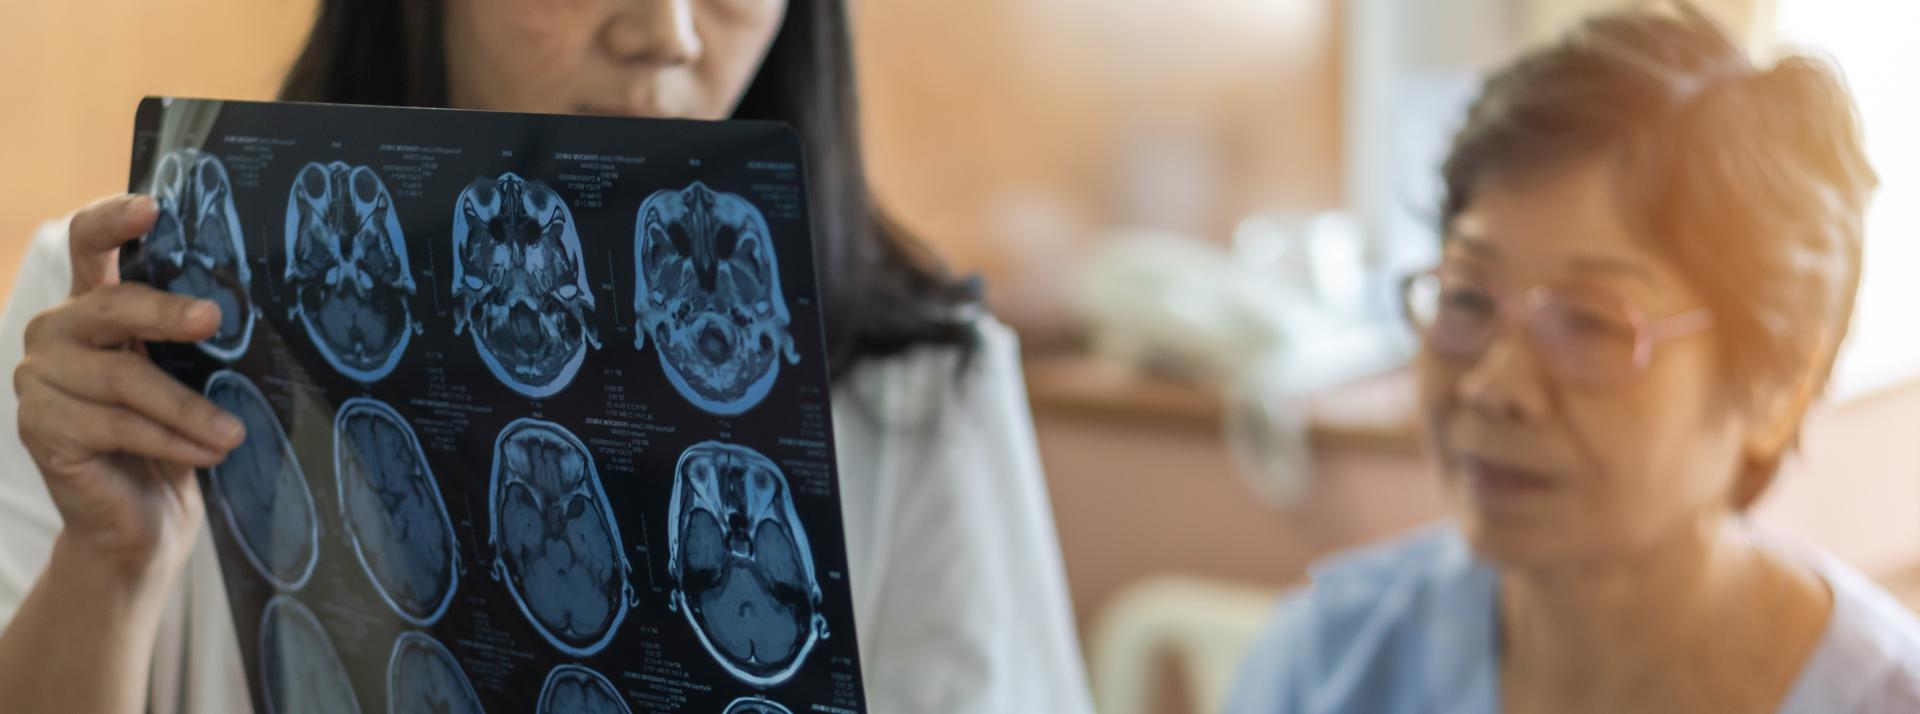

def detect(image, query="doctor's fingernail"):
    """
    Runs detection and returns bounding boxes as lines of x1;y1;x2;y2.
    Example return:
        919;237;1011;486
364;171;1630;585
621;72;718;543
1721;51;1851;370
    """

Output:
189;300;218;323
215;413;245;440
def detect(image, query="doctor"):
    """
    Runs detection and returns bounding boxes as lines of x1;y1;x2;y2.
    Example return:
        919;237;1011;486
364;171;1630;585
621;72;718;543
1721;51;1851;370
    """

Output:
0;2;1094;712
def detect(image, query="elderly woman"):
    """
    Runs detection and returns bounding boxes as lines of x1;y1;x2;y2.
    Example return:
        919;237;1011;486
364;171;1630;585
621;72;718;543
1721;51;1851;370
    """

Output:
1229;5;1920;713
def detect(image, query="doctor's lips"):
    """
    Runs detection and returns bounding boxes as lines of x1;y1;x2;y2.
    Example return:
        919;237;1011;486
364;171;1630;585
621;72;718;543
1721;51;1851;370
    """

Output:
1458;454;1559;497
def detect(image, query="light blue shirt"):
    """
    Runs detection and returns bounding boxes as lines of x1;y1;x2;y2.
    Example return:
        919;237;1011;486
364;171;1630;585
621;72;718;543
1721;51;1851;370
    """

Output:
1226;525;1920;713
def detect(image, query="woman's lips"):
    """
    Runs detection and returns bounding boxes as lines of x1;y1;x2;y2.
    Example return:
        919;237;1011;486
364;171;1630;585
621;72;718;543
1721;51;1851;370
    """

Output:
1460;454;1558;501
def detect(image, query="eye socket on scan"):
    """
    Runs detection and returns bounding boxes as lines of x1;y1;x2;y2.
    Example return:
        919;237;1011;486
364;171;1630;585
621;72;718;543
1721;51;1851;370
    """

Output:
351;169;379;203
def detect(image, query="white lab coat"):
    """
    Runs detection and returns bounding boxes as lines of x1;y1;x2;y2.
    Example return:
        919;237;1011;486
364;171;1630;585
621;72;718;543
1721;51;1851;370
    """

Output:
0;219;1095;714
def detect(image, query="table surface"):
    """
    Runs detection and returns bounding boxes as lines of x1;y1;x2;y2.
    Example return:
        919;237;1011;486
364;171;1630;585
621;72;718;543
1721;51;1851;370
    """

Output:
1023;354;1422;454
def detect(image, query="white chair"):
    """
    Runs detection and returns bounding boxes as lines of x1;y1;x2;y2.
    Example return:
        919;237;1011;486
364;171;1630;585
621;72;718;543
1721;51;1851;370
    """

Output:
1088;575;1286;714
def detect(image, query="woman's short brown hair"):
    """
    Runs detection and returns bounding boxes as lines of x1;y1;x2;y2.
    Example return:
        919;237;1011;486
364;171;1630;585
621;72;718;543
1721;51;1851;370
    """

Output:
1438;2;1878;506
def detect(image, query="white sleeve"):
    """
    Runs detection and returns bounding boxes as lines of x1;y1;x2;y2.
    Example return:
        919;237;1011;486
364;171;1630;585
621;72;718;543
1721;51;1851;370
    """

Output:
0;221;76;626
859;320;1096;713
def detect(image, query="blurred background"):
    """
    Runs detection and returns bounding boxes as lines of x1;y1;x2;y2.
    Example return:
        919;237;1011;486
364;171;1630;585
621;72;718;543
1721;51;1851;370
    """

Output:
1;1;1916;712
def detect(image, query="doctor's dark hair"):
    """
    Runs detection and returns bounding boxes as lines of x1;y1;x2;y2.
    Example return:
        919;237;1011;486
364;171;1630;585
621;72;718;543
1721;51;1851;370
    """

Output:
1438;2;1877;507
278;0;980;382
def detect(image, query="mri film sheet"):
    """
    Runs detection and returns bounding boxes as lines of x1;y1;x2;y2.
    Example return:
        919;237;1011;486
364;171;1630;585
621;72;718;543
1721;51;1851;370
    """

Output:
122;98;867;713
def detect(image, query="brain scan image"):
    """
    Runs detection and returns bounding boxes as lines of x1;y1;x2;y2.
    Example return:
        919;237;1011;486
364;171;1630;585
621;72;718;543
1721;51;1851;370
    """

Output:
142;149;256;361
284;161;420;383
205;370;318;591
385;631;484;714
535;664;630;714
633;182;798;416
667;441;826;687
334;398;459;626
452;173;601;399
722;696;793;714
259;595;362;714
487;418;632;656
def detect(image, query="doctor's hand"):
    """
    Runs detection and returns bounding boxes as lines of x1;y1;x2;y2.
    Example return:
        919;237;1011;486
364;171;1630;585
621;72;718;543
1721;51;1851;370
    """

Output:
12;193;245;581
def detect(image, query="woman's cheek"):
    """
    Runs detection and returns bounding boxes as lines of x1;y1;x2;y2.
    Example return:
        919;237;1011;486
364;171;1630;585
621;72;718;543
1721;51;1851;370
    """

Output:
1555;392;1688;544
455;0;597;109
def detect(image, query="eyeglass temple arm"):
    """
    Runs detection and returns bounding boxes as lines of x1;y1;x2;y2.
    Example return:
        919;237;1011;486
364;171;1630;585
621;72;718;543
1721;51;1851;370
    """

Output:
1648;308;1714;342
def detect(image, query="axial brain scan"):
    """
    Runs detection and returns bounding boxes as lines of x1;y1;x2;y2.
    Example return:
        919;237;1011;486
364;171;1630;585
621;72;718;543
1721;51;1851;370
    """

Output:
284;161;419;383
334;397;459;625
667;441;825;687
258;596;362;714
452;173;601;398
386;631;484;714
633;182;797;416
535;664;631;714
721;696;794;714
488;418;632;656
205;370;318;591
143;148;256;361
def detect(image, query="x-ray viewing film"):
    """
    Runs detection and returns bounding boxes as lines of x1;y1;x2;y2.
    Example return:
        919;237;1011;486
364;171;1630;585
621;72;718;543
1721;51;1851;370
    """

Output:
123;97;867;713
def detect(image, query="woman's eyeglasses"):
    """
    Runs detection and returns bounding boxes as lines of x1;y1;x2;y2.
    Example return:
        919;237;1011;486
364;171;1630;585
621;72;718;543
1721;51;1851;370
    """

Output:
1400;267;1713;388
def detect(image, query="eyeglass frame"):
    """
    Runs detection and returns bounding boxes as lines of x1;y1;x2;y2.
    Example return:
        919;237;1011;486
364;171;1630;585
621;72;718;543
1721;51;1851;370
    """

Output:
1398;266;1715;387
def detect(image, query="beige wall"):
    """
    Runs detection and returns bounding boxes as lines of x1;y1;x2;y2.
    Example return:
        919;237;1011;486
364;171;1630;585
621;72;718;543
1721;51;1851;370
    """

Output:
852;1;1344;312
0;0;318;293
1518;0;1776;48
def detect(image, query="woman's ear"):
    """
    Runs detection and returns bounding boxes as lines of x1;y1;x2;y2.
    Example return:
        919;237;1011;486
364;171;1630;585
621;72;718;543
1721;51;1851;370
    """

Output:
1740;329;1836;479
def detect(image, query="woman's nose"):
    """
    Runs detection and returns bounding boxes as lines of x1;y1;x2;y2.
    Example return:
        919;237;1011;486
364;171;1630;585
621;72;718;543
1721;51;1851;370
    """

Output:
1456;327;1550;425
603;0;704;66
